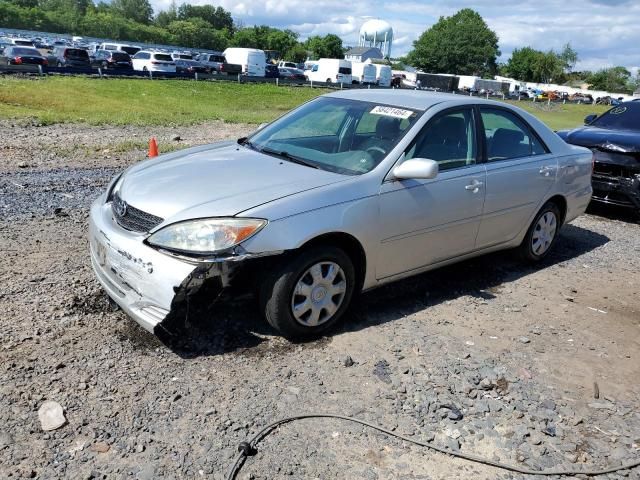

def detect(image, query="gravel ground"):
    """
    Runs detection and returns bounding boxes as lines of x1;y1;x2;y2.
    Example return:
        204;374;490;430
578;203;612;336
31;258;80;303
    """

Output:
1;123;639;480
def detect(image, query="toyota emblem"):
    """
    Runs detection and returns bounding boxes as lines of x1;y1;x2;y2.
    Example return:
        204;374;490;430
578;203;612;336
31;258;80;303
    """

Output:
114;196;127;217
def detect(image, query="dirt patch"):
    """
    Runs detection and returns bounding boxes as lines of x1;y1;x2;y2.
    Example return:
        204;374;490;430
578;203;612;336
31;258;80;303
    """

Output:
1;122;639;480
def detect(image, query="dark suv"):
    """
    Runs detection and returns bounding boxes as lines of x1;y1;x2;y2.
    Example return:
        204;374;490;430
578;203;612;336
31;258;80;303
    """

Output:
91;50;133;70
50;47;90;68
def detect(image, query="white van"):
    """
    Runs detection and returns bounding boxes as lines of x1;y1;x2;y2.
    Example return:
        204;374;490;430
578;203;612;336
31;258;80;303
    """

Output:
374;64;392;87
99;43;141;56
351;62;377;85
306;59;352;84
222;48;266;77
5;37;34;47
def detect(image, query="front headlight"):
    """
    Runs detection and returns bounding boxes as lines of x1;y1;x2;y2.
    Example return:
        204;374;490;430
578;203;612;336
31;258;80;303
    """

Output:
105;173;124;202
147;218;267;254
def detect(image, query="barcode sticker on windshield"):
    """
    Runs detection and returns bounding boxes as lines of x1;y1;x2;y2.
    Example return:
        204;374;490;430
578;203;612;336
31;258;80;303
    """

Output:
370;106;413;119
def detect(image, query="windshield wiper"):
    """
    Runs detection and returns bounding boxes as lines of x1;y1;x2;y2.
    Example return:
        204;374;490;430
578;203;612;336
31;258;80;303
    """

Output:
259;146;319;169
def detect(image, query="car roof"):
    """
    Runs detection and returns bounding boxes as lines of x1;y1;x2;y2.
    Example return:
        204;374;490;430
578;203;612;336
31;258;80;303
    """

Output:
326;89;505;111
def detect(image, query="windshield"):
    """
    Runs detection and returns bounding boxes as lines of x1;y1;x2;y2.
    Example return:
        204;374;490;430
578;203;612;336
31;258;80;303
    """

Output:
66;49;88;58
592;103;640;131
248;97;420;175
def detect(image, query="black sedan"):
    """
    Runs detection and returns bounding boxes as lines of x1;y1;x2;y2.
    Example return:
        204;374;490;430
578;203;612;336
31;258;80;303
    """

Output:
557;102;640;211
175;59;209;75
2;46;48;66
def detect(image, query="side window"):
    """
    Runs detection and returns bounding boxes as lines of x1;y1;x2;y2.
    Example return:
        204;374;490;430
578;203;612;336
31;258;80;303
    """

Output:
311;64;318;72
405;109;477;171
480;108;548;161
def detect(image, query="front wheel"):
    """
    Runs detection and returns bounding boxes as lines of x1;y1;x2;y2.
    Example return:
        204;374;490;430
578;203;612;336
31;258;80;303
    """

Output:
260;246;355;339
519;201;561;262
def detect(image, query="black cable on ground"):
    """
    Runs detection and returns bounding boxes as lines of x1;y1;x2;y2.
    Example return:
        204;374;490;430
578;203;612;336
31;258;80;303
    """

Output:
225;413;640;480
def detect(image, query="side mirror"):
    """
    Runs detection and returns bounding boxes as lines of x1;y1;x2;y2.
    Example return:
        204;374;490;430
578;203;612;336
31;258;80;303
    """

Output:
392;158;439;180
584;114;597;125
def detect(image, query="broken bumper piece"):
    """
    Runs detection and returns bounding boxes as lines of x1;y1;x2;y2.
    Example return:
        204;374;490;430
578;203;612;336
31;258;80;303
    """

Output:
89;198;277;334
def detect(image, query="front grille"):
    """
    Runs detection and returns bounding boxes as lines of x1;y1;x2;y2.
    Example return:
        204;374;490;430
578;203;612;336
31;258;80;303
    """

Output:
111;193;163;233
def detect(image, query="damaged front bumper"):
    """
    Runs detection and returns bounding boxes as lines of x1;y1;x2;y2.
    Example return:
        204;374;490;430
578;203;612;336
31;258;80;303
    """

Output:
89;197;279;334
591;150;640;210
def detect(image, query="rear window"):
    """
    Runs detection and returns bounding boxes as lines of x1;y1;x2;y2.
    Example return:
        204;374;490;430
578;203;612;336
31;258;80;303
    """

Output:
12;47;41;56
15;40;33;46
212;55;225;62
339;67;351;75
120;46;140;55
153;54;173;62
111;52;130;61
66;49;88;58
592;103;640;131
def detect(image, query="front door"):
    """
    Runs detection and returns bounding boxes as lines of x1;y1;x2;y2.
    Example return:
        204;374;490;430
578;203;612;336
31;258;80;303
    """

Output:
376;107;486;280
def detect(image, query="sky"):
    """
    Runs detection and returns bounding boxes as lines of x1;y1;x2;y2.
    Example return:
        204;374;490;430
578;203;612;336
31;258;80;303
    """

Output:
150;0;640;72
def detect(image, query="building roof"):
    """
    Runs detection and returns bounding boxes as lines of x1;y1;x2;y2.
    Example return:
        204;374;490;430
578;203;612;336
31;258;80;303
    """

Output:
344;47;383;57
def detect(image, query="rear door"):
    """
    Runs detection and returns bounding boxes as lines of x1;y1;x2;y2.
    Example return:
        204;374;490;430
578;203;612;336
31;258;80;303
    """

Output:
376;107;486;279
475;107;557;249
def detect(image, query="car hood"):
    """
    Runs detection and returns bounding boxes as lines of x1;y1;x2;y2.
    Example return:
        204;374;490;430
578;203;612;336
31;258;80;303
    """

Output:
557;126;640;153
118;142;348;224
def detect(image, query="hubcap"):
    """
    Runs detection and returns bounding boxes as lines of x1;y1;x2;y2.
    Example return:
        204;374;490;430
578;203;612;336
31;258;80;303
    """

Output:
291;261;347;327
531;211;557;256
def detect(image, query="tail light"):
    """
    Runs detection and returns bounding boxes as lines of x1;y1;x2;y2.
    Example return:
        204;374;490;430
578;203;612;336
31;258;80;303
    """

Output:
592;152;595;174
43;58;48;65
336;74;339;80
14;57;22;64
151;61;160;65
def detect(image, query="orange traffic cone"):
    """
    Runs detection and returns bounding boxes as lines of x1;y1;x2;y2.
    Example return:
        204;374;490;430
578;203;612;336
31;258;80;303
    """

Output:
148;137;159;158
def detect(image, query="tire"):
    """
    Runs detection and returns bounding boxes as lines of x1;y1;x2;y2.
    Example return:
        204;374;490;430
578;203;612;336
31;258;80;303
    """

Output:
259;246;356;339
56;62;62;68
142;66;148;72
519;201;562;262
326;78;332;84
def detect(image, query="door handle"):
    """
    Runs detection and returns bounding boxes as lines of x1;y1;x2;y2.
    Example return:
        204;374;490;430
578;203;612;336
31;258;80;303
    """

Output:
539;166;556;176
465;180;484;192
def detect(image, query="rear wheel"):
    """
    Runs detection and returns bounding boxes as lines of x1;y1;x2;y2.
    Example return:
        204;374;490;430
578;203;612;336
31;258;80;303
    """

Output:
519;201;561;262
326;78;332;84
260;246;355;339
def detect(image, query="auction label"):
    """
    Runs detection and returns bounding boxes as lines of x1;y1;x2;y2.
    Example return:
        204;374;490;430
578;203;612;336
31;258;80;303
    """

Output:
370;106;414;119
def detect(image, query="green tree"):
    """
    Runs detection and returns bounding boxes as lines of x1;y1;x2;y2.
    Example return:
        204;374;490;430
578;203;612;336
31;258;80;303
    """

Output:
406;8;500;76
558;43;578;73
503;46;566;83
167;18;229;50
534;50;564;84
304;34;344;59
587;67;633;93
176;3;233;32
110;0;153;25
503;47;540;81
155;0;177;28
285;43;308;62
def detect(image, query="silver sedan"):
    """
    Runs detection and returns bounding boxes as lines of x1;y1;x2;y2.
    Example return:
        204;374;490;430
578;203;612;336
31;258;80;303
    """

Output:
89;90;593;338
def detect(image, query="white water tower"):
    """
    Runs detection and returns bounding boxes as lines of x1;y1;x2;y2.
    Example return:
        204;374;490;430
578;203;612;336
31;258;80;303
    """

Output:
358;19;393;58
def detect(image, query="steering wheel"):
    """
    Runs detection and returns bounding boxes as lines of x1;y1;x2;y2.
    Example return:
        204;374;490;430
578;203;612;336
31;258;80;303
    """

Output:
366;146;387;157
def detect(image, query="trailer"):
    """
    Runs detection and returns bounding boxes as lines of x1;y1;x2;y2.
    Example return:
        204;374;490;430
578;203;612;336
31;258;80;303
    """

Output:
415;73;459;91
